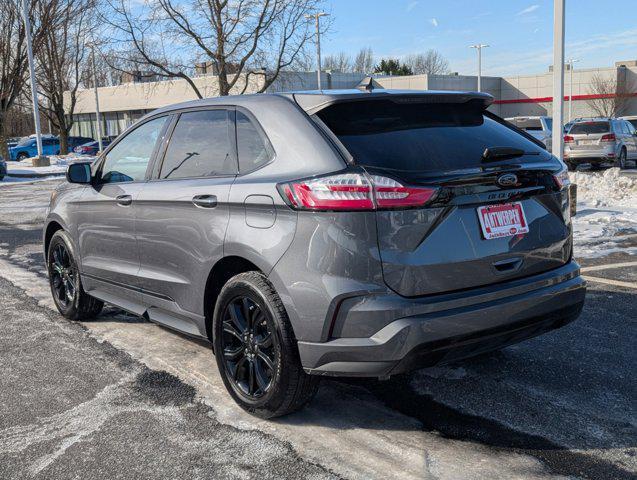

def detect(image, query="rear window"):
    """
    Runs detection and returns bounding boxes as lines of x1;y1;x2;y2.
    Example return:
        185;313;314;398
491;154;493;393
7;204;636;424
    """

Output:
626;119;637;130
508;118;542;131
316;100;547;172
569;121;609;135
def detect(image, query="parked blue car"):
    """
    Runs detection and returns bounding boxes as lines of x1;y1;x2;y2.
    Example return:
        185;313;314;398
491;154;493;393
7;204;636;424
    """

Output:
9;137;59;160
0;156;7;180
9;136;94;160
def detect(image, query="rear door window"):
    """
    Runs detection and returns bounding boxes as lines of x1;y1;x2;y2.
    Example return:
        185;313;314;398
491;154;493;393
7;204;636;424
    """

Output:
160;110;235;179
569;122;610;135
316;99;547;173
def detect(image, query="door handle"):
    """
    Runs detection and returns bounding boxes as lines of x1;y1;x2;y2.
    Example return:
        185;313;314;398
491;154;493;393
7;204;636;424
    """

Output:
116;194;132;206
192;194;218;208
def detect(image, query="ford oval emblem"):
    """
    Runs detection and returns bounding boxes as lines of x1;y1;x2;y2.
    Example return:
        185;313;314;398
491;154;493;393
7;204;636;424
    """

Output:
497;173;518;187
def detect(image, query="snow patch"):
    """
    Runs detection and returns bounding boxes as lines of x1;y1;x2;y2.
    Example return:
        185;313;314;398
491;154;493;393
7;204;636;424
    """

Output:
571;169;637;258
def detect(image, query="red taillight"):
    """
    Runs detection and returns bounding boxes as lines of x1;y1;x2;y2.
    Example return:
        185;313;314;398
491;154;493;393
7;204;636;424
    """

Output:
600;133;616;142
279;173;437;211
563;135;574;143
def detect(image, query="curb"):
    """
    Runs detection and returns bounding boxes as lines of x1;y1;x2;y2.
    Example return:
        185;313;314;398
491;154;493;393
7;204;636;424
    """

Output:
5;171;66;179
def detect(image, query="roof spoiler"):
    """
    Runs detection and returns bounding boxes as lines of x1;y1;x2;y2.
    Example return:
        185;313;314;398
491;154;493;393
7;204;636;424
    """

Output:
293;90;494;115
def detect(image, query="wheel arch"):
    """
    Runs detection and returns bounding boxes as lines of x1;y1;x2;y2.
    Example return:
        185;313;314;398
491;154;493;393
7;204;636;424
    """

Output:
204;255;263;341
44;220;65;257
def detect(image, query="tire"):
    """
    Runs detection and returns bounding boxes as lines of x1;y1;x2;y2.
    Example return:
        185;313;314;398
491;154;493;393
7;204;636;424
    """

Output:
213;271;319;418
47;230;103;320
566;162;576;171
618;148;627;169
17;152;28;161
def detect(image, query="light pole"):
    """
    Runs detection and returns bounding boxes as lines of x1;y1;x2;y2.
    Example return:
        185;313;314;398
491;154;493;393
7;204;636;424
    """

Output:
552;0;565;161
567;58;580;122
21;0;44;158
469;44;489;92
89;44;104;153
305;12;329;90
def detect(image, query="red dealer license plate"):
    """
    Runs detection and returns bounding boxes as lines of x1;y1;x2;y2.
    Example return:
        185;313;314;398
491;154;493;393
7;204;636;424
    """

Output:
477;202;529;240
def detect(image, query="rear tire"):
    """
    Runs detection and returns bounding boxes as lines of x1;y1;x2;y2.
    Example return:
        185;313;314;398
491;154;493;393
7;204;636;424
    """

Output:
47;230;103;320
212;271;319;418
17;152;28;161
618;148;627;169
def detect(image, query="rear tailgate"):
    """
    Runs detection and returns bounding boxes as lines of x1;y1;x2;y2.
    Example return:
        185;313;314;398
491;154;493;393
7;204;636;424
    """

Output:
316;96;571;297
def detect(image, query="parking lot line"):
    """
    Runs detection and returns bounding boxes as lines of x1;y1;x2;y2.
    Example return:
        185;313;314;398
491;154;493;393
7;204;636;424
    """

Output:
580;261;637;273
582;275;637;290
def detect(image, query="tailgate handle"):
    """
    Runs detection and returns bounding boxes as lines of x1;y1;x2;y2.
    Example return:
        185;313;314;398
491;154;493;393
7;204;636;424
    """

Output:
492;257;523;273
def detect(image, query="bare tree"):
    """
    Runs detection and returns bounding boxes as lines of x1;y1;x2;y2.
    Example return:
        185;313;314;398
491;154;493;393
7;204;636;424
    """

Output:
353;46;373;73
586;72;635;118
103;0;325;98
404;49;449;75
36;0;95;154
323;51;351;72
1;1;35;159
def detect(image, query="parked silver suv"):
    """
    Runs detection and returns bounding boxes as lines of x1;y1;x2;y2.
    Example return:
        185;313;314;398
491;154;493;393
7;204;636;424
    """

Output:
564;118;637;170
44;90;586;417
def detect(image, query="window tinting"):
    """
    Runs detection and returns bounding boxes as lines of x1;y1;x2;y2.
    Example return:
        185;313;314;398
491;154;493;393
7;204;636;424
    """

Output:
569;121;610;135
100;116;167;183
628;119;637;130
160;110;234;179
236;111;273;172
316;100;547;172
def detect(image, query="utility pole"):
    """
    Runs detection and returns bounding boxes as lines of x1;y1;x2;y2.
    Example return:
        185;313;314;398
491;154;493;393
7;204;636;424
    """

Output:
552;0;565;161
567;58;579;122
21;0;44;158
90;44;104;153
305;12;329;90
469;44;489;92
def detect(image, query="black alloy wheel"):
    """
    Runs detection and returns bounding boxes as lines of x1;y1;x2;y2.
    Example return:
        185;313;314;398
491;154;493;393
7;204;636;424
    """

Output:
49;242;77;308
221;296;278;399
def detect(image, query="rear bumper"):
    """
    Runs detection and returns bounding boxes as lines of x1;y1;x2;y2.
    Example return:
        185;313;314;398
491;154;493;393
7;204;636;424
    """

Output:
299;261;586;377
564;148;616;163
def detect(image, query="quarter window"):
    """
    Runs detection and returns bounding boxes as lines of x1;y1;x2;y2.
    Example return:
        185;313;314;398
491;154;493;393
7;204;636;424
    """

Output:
100;116;167;183
160;110;235;179
236;111;273;172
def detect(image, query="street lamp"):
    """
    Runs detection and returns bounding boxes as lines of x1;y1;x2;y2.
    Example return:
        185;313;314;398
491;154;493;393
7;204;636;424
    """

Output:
20;0;44;159
552;0;565;161
87;43;104;153
567;58;580;122
469;44;489;92
305;12;329;90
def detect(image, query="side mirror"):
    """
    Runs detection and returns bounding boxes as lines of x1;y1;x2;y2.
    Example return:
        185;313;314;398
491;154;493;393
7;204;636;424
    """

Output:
66;162;92;184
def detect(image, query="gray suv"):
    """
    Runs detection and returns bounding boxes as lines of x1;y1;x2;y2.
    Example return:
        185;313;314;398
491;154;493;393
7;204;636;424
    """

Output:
44;90;586;417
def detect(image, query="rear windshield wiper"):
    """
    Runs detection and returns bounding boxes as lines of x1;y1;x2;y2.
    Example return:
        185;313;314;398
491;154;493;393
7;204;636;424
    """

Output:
482;146;540;162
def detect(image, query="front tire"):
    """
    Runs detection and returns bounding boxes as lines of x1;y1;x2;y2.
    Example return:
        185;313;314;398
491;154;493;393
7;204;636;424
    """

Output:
213;272;318;418
17;152;28;161
47;230;103;320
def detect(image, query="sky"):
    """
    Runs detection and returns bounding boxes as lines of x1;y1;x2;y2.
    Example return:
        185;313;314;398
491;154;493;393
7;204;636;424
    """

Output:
321;0;637;76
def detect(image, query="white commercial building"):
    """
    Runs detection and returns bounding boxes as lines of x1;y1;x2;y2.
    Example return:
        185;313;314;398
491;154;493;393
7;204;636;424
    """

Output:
66;61;637;139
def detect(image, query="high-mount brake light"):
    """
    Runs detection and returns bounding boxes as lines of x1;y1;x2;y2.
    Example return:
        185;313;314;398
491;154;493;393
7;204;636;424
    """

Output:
279;173;437;211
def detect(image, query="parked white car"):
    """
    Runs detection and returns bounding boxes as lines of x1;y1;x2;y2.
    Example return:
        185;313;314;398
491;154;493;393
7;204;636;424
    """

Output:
505;116;552;151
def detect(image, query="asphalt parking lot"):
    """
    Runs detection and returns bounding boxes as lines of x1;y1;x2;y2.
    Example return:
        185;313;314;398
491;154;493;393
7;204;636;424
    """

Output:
0;179;635;480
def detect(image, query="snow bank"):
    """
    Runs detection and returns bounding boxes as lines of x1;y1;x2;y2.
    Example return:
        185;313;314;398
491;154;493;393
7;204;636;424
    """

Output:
571;169;637;258
570;168;637;208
